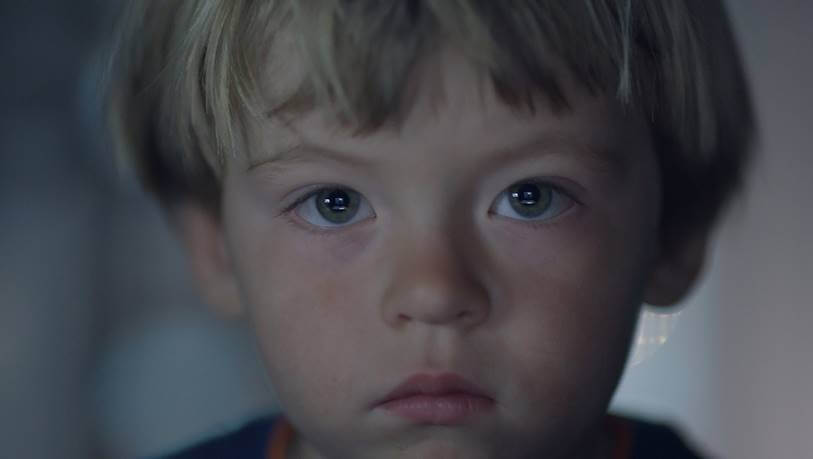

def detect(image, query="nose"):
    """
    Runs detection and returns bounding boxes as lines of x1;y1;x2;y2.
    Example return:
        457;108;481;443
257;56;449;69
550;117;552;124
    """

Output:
380;229;491;332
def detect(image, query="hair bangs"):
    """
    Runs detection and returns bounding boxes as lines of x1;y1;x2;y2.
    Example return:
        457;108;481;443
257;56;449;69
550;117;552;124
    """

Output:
109;0;753;242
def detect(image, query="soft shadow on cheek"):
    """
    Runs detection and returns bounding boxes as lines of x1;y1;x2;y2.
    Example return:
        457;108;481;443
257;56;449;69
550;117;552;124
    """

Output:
492;219;645;349
259;228;379;319
300;226;378;264
244;225;379;344
222;180;379;412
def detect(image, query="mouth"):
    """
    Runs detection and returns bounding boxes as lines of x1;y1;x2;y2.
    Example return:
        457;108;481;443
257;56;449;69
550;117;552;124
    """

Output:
375;373;495;425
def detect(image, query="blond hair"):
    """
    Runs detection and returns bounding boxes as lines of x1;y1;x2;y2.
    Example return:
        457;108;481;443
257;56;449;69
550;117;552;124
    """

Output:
107;0;754;247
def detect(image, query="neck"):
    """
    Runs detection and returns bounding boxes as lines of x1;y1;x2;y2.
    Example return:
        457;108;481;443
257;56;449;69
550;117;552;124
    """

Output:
287;432;322;459
285;419;619;459
535;418;618;459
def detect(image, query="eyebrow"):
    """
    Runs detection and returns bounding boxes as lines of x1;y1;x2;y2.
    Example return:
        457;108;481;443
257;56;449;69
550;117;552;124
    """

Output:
481;133;626;177
248;133;626;177
248;141;375;171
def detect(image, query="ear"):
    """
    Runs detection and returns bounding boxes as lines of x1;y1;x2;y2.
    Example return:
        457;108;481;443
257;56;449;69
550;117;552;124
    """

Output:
643;229;711;306
173;203;244;317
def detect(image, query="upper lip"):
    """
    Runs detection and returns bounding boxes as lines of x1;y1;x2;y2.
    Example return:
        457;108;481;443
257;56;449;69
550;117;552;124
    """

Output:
376;373;492;405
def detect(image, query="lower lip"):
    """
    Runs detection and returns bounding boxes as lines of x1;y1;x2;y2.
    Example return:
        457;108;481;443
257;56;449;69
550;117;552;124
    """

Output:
379;393;495;424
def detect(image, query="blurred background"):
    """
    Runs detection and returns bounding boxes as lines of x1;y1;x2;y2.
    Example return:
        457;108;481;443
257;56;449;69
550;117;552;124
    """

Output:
1;1;810;458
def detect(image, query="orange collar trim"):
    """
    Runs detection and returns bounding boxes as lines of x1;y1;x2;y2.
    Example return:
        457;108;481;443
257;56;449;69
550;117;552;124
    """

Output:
607;414;634;459
266;418;294;459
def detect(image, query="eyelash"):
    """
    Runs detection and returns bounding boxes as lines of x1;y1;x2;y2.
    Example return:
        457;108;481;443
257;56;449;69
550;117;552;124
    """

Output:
280;188;321;215
279;180;580;233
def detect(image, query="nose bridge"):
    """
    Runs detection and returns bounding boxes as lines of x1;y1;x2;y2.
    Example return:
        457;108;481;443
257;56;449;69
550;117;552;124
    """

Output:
381;222;491;330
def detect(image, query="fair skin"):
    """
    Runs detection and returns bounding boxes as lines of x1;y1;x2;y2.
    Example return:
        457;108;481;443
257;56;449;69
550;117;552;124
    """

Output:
179;49;705;459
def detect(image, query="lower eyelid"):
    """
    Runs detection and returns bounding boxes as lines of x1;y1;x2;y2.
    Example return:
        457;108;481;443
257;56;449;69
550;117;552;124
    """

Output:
489;201;581;231
280;211;349;237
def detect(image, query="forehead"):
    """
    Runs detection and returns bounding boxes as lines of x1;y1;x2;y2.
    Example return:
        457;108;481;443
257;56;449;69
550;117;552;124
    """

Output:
245;44;643;171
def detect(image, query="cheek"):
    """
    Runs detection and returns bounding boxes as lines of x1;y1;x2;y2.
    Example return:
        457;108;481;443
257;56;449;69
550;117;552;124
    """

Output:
491;208;653;322
221;180;378;413
224;174;376;332
488;212;653;411
240;234;369;364
242;248;367;420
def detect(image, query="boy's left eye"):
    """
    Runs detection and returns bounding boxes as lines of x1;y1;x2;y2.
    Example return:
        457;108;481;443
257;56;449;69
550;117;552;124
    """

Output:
490;180;575;222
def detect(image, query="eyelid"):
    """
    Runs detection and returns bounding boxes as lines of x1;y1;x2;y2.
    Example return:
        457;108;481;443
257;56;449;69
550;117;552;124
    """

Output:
279;186;321;216
278;183;346;216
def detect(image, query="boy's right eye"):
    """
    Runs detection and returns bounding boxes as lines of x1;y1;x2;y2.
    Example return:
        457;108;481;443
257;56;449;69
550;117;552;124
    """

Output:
290;186;375;228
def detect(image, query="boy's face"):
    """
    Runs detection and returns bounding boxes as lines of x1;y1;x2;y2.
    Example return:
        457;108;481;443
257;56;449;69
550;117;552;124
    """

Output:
203;50;668;458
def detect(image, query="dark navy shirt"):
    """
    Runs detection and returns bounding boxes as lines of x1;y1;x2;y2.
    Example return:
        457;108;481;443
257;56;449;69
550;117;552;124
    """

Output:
162;414;705;458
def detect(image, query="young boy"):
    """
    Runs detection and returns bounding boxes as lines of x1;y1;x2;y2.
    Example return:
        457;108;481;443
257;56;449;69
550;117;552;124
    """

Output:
107;1;753;457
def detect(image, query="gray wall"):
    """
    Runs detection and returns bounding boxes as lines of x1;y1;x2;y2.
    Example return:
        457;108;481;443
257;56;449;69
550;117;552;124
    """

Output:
613;2;813;458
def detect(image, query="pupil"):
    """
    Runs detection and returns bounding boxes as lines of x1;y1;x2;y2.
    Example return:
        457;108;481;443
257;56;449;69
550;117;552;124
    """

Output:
507;182;553;219
512;184;540;206
323;190;350;211
315;188;360;224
